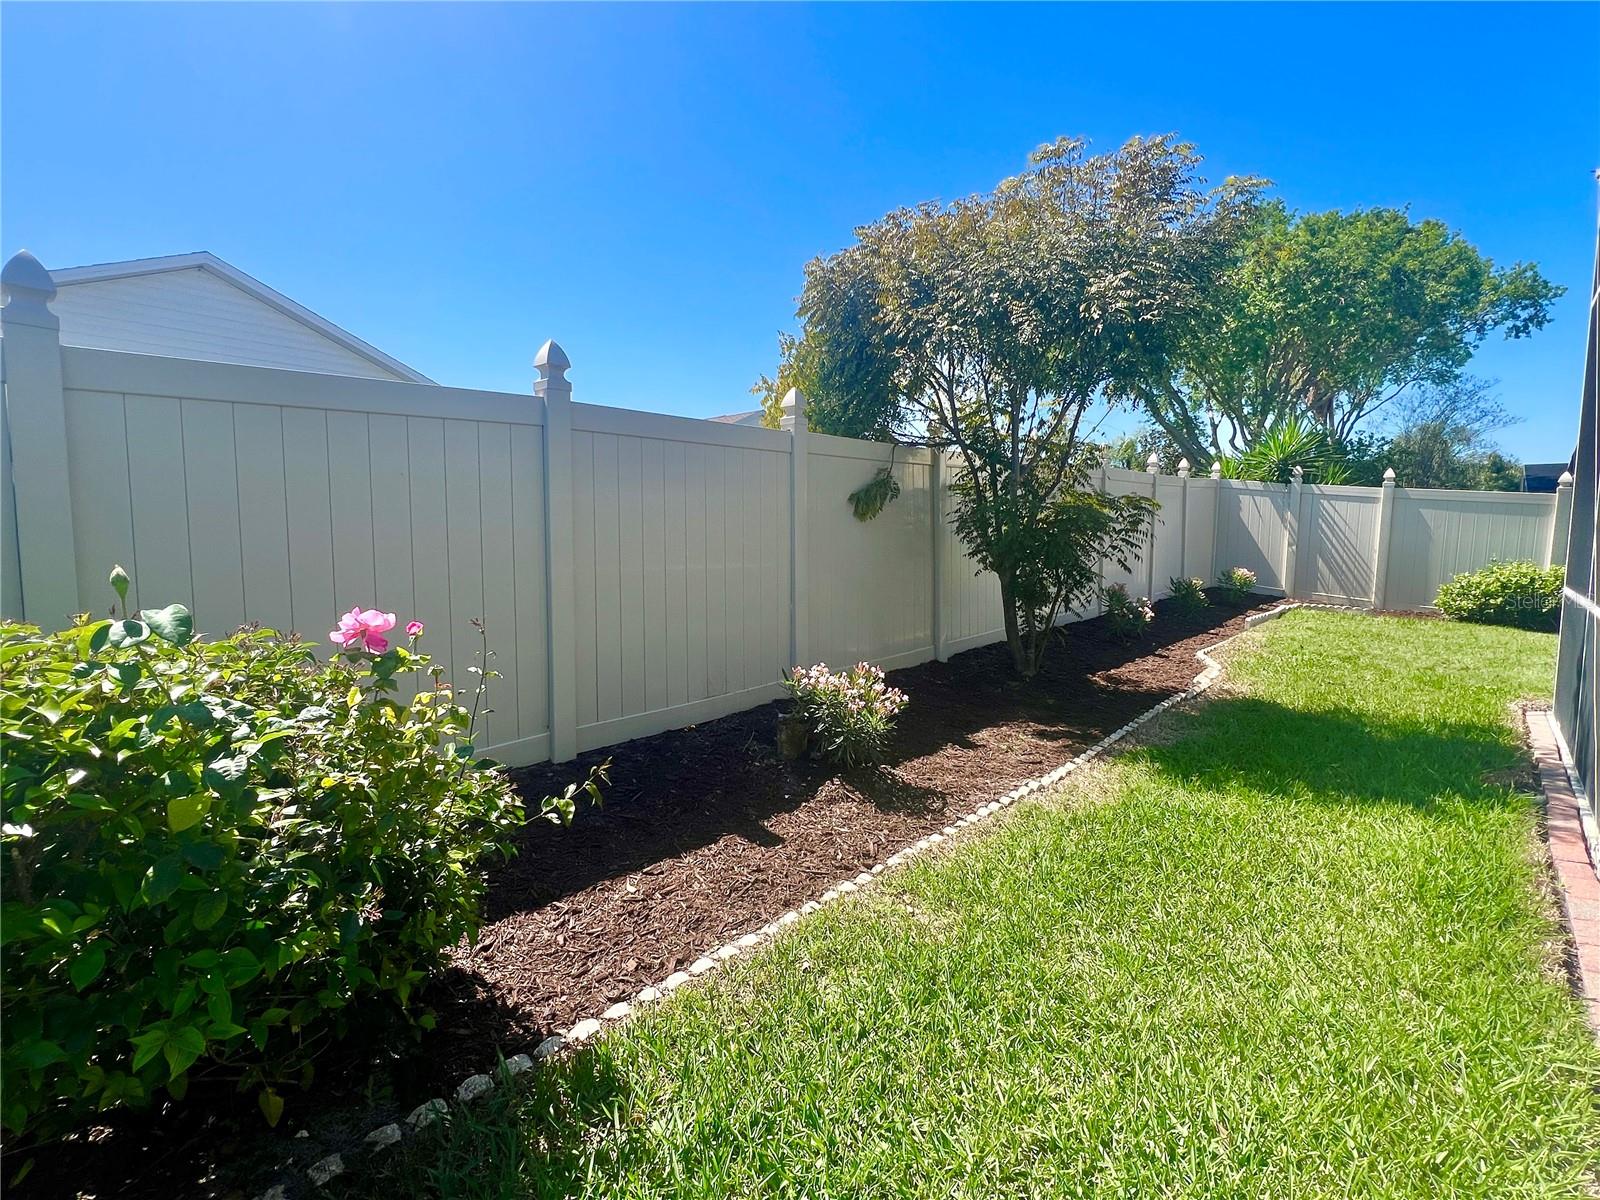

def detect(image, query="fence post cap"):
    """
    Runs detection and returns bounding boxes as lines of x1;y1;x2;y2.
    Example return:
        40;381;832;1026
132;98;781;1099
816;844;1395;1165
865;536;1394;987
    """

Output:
1382;467;1396;483
1210;461;1223;479
534;339;571;377
1290;464;1304;481
2;250;58;329
1145;451;1160;473
779;387;806;432
1177;458;1191;477
1558;470;1574;486
2;250;54;300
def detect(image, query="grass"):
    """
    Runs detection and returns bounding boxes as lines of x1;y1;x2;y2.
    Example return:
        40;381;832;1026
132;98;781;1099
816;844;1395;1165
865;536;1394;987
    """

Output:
342;612;1600;1199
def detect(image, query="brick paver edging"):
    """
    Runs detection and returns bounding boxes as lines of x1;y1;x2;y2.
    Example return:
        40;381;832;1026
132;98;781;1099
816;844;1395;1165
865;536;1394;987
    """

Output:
1525;710;1600;1035
257;601;1326;1196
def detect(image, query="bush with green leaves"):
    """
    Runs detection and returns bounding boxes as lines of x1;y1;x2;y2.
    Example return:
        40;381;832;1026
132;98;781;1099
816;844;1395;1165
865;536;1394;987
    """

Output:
782;662;908;769
1168;576;1209;615
1434;560;1562;630
1217;566;1258;604
1102;584;1155;640
0;569;600;1143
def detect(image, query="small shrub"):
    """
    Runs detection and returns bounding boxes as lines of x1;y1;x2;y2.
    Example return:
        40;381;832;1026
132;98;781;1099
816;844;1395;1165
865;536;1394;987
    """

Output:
1168;576;1209;615
1102;583;1155;640
1434;560;1561;630
782;662;908;768
1218;566;1258;605
0;570;601;1142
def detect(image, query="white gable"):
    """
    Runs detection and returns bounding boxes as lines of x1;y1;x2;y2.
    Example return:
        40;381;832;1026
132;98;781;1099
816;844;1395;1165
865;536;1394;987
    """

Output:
50;267;416;380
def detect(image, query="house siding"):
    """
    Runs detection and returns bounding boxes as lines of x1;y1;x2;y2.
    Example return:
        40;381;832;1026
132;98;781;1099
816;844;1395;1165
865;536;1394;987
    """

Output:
48;268;407;380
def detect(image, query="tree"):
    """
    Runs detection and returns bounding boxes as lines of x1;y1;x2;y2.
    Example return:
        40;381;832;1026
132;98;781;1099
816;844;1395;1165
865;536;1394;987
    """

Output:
1135;202;1562;461
1381;377;1524;490
789;135;1262;675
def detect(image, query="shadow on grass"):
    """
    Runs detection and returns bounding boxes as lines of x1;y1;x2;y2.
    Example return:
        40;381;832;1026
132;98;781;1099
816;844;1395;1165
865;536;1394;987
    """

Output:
1135;693;1533;815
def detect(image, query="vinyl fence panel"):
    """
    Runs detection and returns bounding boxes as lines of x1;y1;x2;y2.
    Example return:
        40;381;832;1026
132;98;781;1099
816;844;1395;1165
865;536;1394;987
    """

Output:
1;263;1573;772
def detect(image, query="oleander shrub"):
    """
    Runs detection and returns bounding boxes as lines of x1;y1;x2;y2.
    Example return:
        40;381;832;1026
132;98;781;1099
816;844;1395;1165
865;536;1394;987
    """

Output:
1218;566;1258;605
1102;583;1155;640
1168;576;1209;615
0;570;601;1142
782;662;908;768
1434;560;1562;630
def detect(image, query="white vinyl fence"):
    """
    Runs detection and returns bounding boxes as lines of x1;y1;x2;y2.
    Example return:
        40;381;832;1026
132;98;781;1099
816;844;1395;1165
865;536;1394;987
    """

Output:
0;255;1573;768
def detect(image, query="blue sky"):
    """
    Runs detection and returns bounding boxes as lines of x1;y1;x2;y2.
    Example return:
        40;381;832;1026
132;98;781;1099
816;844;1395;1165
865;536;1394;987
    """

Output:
4;2;1596;461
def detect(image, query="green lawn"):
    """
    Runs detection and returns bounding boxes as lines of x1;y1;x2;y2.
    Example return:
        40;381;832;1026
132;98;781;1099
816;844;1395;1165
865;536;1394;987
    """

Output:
347;612;1600;1199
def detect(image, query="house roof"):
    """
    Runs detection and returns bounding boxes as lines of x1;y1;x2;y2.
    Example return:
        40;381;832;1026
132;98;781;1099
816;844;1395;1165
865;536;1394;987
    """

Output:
49;252;433;383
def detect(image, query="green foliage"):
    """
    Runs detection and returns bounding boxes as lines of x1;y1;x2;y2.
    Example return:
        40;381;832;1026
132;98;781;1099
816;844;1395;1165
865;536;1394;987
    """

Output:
1218;566;1258;604
1220;414;1349;484
1167;576;1209;615
1101;584;1154;640
1136;200;1562;462
782;663;908;769
1380;378;1524;491
0;571;600;1143
785;135;1253;676
1434;561;1561;630
847;466;901;522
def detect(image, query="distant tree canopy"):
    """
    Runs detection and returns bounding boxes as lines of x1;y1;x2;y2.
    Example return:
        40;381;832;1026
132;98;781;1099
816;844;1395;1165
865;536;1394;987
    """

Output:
763;170;1562;474
1131;201;1561;462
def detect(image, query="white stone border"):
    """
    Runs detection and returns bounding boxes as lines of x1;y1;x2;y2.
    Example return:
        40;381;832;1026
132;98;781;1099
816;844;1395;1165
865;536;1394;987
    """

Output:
263;602;1333;1195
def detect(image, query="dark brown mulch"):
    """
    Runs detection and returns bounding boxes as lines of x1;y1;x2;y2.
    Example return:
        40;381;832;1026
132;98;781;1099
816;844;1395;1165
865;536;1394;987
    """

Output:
424;594;1275;1070
9;594;1275;1200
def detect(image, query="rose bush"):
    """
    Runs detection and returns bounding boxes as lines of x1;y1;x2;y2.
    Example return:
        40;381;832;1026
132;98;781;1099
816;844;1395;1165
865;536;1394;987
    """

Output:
0;569;600;1142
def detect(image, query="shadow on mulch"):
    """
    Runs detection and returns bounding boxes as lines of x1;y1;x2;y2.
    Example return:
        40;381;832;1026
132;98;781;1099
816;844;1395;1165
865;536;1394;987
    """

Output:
7;594;1276;1200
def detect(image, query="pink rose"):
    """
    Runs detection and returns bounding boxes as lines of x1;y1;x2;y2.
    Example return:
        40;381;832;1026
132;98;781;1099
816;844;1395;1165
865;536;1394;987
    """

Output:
406;620;425;637
329;606;397;653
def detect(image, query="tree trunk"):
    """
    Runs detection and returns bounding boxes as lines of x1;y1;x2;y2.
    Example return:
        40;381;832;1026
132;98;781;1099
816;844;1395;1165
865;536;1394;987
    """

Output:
998;572;1031;677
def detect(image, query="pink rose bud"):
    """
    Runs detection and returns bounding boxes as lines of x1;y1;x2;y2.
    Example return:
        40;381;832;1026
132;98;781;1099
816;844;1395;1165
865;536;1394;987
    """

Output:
406;620;425;637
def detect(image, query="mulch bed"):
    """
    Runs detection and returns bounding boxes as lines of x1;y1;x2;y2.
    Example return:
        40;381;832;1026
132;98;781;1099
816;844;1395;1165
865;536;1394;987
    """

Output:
426;594;1273;1068
11;595;1274;1199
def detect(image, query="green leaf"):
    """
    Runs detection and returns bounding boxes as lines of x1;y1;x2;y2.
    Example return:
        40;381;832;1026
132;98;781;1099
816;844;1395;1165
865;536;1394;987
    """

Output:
259;1088;284;1127
181;842;226;871
129;1029;167;1073
69;943;107;992
107;619;150;648
163;1025;205;1079
166;793;208;833
219;946;262;987
16;1040;65;1069
191;891;227;930
143;856;186;905
140;604;194;647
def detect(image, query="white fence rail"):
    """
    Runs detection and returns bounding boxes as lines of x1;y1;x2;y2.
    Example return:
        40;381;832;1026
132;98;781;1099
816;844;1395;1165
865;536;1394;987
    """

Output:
0;259;1573;767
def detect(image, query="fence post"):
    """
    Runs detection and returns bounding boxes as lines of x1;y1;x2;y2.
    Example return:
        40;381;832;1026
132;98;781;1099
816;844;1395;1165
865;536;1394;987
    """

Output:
1210;461;1223;583
779;388;808;669
1;251;78;627
1145;451;1160;600
536;339;578;762
1549;470;1575;569
1176;458;1191;580
1371;467;1397;610
1283;464;1303;598
929;449;948;661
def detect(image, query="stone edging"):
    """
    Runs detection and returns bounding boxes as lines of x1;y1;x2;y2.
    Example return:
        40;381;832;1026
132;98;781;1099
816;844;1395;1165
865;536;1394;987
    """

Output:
261;601;1321;1197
